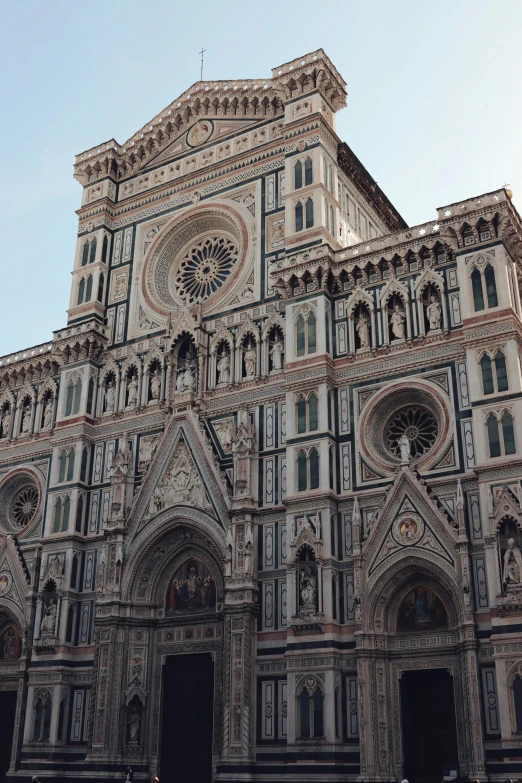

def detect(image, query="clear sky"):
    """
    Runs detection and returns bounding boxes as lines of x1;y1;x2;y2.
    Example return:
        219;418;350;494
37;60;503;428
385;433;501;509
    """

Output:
0;0;520;357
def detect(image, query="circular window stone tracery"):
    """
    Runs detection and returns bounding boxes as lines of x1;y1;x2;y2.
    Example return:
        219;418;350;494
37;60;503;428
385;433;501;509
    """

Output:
11;486;39;529
174;235;239;305
385;405;438;459
0;472;41;534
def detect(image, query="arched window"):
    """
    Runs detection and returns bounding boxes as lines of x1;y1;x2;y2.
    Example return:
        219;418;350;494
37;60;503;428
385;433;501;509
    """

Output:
57;698;67;741
471;268;484;311
81;242;89;267
101;236;108;265
80;447;88;482
332;575;337;620
481;354;494;395
462;225;474;246
304;157;312;186
296;316;305;357
73;378;82;415
328;164;333;194
495;351;508;392
487;413;501;458
308;313;316;353
97;273;105;302
327;390;333;431
329;447;334;490
67;449;75;481
295;202;303;232
502;411;516;455
77;278;85;306
58;451;67;483
87;377;95;414
33;692;52;741
325;310;330;353
89;237;97;264
299;689;310;737
65;383;74;417
485;264;498;308
297;451;307;492
514;675;522;731
298;680;324;738
324;199;329;231
478;220;492;242
323;157;328;187
85;275;93;301
305;198;314;228
309;448;319;490
329;205;334;235
294;160;303;189
297;397;307;434
53;498;62;533
75;495;84;533
308;393;318;431
62;496;70;531
66;605;75;643
71;556;79;589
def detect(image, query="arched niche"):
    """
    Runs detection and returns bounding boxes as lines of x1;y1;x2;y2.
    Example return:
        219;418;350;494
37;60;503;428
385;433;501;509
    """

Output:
165;558;217;615
396;585;449;633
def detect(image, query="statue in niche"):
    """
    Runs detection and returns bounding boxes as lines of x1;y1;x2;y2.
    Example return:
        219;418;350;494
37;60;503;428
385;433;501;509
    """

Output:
0;407;11;439
243;341;256;378
150;370;161;401
269;334;284;371
244;525;254;577
104;380;116;412
355;311;370;349
127;376;138;407
42;399;53;430
21;405;31;434
175;361;195;393
217;351;231;385
300;565;317;609
40;598;57;637
126;700;141;744
426;295;442;331
398;434;411;465
503;538;522;585
389;303;406;340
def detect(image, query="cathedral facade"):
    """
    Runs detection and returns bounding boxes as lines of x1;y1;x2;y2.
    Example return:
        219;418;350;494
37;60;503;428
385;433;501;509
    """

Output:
0;49;522;782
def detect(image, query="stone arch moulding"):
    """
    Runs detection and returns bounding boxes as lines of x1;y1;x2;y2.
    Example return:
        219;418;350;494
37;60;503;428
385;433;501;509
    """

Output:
357;377;454;476
138;199;255;323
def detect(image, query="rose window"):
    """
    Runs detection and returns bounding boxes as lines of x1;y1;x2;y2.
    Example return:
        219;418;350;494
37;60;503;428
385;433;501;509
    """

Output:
385;405;438;459
11;486;39;529
174;236;239;305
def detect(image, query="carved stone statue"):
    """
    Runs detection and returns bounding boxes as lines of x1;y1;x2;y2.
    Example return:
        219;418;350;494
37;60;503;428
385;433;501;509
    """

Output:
150;370;161;401
127;376;138;407
21;406;31;434
243;342;256;378
389;304;406;340
0;408;11;439
175;362;195;393
217;352;231;385
40;600;57;636
42;400;53;430
355;312;370;349
127;705;141;744
300;565;317;609
398;434;411;465
426;295;442;331
504;538;522;585
104;381;116;413
269;335;284;371
244;526;254;577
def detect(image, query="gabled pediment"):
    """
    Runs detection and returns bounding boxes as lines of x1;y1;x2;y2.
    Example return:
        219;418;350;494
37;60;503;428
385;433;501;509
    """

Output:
0;535;30;624
364;467;457;582
128;411;230;540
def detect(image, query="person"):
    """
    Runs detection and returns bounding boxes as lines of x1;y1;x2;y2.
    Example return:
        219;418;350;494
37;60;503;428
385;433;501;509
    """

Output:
124;766;133;782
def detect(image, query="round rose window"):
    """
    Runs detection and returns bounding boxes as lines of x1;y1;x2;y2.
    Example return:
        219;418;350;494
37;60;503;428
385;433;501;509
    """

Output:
385;405;438;459
11;486;39;529
174;236;239;305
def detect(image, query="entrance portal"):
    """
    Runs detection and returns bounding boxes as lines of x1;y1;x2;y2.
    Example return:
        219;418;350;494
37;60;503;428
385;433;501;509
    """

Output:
0;691;16;783
400;669;458;783
160;653;214;783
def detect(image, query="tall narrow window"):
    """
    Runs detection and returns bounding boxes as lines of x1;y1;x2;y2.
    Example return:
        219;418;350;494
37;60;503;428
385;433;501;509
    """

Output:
304;157;312;186
57;699;66;740
328;391;333;431
73;379;82;415
502;411;516;455
80;447;88;482
323;158;328;188
299;689;310;737
77;278;85;306
58;451;67;483
325;311;330;353
308;313;317;353
101;236;108;265
89;237;97;264
85;275;93;302
75;495;84;533
305;198;314;228
297;397;307;434
514;675;522;731
66;606;75;643
472;268;484;311
65;384;74;416
329;448;334;490
296;316;305;357
485;264;498;308
71;556;79;589
308;394;318;431
62;496;70;532
328;165;333;194
297;452;307;492
332;576;337;620
87;377;95;414
53;498;62;533
309;448;319;490
487;414;501;458
329;205;334;235
481;355;494;394
324;199;329;231
81;242;89;267
33;696;52;741
294;160;303;190
313;688;324;737
295;202;303;232
495;351;508;392
97;273;105;303
67;449;75;481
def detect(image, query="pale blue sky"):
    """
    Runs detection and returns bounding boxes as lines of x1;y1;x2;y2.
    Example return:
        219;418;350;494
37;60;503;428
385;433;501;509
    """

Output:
1;0;520;356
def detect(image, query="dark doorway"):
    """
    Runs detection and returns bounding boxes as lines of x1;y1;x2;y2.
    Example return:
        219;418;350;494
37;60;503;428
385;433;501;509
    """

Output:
400;668;459;783
0;691;17;783
160;653;214;783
